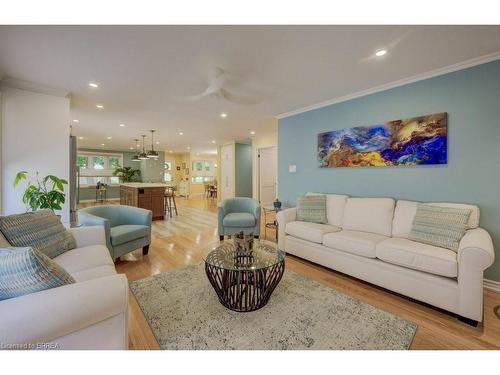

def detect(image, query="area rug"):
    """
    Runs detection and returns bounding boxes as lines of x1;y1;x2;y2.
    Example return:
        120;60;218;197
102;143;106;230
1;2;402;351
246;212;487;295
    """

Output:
130;264;417;349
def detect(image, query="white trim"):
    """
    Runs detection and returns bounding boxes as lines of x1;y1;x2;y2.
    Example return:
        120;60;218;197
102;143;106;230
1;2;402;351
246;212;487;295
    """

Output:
484;278;500;293
276;51;500;119
0;77;70;98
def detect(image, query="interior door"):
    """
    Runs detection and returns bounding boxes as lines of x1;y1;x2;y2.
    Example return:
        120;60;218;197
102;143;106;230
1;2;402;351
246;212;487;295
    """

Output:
220;144;235;200
259;146;277;207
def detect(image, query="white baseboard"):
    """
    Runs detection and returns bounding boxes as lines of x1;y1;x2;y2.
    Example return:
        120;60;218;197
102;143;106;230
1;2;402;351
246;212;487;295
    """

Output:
484;278;500;292
78;198;120;203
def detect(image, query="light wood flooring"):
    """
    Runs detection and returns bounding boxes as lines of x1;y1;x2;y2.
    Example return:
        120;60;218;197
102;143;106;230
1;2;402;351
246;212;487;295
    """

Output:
81;196;500;350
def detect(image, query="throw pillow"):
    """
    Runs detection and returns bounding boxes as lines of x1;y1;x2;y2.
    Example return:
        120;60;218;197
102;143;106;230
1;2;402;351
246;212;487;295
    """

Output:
296;195;328;224
408;203;471;252
0;210;77;259
0;246;75;301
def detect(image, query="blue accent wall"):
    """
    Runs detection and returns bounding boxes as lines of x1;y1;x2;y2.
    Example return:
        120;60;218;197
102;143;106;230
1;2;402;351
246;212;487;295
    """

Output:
278;60;500;281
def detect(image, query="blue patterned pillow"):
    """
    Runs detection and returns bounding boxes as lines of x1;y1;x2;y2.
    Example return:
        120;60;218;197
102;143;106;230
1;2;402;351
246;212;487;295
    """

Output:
296;195;328;224
0;210;76;258
0;247;75;301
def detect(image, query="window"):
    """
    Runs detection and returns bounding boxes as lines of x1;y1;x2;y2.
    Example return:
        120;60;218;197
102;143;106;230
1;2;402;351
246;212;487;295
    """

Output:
164;161;173;182
191;160;215;184
77;152;124;186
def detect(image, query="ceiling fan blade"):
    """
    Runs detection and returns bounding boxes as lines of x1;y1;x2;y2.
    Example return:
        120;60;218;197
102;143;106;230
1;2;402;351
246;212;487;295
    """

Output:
220;89;262;105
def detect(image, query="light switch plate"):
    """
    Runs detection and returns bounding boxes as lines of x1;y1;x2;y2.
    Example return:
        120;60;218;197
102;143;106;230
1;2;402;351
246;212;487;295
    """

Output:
289;165;297;173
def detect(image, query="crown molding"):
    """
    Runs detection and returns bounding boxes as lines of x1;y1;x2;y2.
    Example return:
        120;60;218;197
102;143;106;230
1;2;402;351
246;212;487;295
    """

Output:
0;76;70;98
276;51;500;120
484;278;500;293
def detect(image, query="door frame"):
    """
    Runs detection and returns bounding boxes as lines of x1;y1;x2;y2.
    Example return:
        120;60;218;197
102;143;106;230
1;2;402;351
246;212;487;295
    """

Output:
256;145;277;204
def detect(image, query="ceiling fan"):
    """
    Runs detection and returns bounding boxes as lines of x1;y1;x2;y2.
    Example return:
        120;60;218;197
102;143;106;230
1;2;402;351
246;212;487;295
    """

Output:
184;67;263;105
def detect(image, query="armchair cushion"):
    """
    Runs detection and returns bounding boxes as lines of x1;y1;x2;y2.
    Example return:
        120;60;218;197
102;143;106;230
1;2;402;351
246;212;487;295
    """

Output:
0;246;75;301
223;213;256;228
110;225;150;246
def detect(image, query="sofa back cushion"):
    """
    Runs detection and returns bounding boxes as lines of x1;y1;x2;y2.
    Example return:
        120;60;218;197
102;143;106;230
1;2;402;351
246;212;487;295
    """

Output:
392;200;480;239
0;210;77;259
0;246;75;301
306;193;349;227
342;197;395;236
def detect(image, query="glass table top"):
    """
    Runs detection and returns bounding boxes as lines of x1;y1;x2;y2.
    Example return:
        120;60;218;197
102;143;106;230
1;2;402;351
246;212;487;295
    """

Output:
203;239;285;271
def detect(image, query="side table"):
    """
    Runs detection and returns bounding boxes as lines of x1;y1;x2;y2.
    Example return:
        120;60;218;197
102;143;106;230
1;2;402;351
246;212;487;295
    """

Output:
262;205;287;243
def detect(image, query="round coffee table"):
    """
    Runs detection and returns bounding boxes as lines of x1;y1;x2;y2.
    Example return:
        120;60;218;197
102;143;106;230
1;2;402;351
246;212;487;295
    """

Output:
203;239;285;312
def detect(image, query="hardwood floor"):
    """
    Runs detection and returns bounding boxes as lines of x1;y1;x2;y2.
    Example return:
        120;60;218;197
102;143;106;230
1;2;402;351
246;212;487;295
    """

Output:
102;196;500;350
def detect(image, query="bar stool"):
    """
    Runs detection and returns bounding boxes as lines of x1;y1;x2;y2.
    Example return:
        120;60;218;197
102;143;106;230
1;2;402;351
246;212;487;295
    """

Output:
164;186;178;218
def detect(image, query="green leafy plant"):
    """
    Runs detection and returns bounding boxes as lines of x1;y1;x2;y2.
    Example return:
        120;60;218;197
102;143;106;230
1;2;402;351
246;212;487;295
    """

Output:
13;171;68;212
113;166;141;183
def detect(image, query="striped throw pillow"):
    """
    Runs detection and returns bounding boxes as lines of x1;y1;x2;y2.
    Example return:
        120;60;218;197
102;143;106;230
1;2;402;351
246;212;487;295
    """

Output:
0;247;75;301
296;195;327;224
0;210;76;259
408;204;471;252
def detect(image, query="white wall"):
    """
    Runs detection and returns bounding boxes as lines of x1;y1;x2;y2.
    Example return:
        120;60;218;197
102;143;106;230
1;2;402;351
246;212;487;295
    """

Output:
1;87;71;222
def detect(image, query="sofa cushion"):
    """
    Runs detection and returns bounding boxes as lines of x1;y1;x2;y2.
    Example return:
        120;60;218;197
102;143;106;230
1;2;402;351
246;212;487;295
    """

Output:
0;209;77;259
110;224;150;246
296;195;327;224
0;246;75;301
53;245;114;274
322;230;388;258
408;204;471;252
306;193;349;227
71;265;117;282
222;213;256;228
285;221;340;244
342;197;395;237
393;200;480;239
376;238;457;278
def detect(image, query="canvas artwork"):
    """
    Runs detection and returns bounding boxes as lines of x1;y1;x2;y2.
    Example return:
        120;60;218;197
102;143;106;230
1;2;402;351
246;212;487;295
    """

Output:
318;112;447;168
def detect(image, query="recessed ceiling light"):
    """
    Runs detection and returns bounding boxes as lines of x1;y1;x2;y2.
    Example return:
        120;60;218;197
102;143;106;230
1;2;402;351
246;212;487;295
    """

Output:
88;82;99;88
96;104;104;109
211;140;216;144
187;146;191;150
78;136;84;140
250;131;256;135
107;136;112;140
72;119;79;123
156;141;160;145
101;143;105;146
129;147;134;150
179;132;184;135
169;150;173;153
119;123;125;127
220;113;228;118
375;49;387;57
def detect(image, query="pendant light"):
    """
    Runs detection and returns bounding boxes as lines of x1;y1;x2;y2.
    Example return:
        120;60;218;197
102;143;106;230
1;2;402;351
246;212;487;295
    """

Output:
132;139;141;162
138;135;148;160
147;129;159;159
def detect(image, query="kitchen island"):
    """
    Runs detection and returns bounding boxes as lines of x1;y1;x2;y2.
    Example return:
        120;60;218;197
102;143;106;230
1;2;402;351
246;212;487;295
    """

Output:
120;183;166;220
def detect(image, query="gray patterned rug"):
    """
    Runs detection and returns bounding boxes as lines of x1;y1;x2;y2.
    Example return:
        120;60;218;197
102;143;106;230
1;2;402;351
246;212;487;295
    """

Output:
130;264;417;349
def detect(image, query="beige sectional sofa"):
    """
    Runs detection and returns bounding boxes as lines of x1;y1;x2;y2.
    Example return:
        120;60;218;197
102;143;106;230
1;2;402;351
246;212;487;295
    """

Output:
277;194;495;325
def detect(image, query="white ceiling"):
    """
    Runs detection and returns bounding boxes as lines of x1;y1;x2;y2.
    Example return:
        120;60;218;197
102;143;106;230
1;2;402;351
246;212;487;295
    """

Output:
1;25;500;153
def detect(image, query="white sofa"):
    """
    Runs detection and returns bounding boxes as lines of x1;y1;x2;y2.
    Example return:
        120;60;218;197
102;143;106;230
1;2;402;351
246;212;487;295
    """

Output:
277;194;495;325
0;226;128;349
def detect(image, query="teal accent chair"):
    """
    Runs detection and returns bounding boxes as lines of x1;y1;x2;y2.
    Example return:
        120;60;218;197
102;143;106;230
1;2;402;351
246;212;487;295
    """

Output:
218;197;261;240
78;205;152;260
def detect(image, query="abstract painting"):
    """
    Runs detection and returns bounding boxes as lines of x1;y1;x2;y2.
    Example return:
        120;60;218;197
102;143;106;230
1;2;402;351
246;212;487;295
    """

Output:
318;112;447;168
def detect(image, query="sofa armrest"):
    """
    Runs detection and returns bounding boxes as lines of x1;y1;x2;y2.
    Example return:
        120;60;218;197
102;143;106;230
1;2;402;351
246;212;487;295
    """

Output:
68;225;107;248
276;207;297;250
0;274;128;346
458;228;495;271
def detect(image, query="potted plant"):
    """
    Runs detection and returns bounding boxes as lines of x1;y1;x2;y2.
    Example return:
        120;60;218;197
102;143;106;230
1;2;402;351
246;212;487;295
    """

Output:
113;166;141;183
13;171;68;214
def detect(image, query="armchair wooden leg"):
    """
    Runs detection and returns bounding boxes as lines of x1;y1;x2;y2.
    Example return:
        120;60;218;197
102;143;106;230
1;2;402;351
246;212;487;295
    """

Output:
254;235;259;239
142;245;150;256
219;235;224;241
